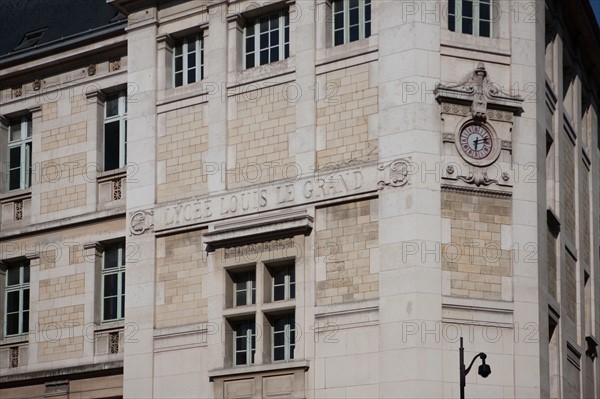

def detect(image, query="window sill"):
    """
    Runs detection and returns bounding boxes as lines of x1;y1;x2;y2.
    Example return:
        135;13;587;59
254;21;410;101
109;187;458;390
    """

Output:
316;35;378;69
158;80;210;108
230;57;296;91
95;319;125;332
0;335;28;347
441;29;511;57
208;359;309;381
0;188;31;203
97;167;127;183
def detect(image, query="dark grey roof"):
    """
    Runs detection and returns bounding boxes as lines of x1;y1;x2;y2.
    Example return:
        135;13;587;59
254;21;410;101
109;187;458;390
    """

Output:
0;0;125;58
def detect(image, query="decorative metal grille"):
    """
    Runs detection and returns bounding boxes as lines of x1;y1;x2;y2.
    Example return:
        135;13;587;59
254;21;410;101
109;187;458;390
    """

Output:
10;347;19;368
112;179;122;201
109;331;119;354
14;200;23;221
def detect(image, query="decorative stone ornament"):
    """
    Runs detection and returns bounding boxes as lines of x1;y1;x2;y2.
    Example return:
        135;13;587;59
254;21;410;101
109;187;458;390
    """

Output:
32;79;42;91
434;63;524;122
87;64;96;76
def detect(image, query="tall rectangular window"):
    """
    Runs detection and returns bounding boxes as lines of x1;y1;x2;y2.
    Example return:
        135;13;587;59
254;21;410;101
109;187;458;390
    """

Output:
233;319;256;366
271;264;295;301
448;0;492;37
173;33;204;87
102;243;126;322
244;10;290;69
233;271;256;307
8;116;32;191
272;314;295;361
104;92;127;171
5;262;29;337
332;0;371;46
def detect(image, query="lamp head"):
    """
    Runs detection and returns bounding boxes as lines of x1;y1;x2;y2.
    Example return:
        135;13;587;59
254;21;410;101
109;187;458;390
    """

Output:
478;354;491;378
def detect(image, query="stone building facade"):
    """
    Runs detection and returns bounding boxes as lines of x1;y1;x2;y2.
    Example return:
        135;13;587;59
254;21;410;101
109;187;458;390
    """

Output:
0;0;599;398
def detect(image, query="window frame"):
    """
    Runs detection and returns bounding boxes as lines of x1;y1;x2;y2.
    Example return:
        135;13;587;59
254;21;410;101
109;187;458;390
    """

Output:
173;33;204;87
243;9;290;69
233;270;256;307
331;0;372;47
4;262;30;337
7;116;32;192
271;263;295;302
448;0;493;38
103;92;127;172
101;243;126;323
271;314;295;362
233;319;256;367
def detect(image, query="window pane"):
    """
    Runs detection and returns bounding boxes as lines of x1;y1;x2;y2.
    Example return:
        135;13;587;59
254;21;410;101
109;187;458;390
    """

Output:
274;285;285;301
334;12;344;30
246;24;254;36
104;121;121;171
121;293;125;318
349;25;359;42
23;266;30;283
10;122;21;142
480;21;490;37
174;56;183;73
121;272;126;294
9;168;20;191
23;289;29;310
349;8;359;25
274;346;285;361
270;30;279;46
104;246;119;268
463;0;473;17
25;142;32;188
260;32;269;49
270;47;279;62
335;30;344;46
271;15;279;29
174;43;182;56
480;3;490;20
6;313;19;335
290;282;295;299
246;54;255;69
7;267;20;286
6;291;19;312
236;290;247;306
103;297;117;320
175;72;183;87
274;331;285;346
260;18;269;32
22;310;29;333
187;52;196;69
9;146;21;169
462;18;473;35
104;274;118;297
260;49;269;65
188;69;196;84
236;352;247;365
246;36;255;52
106;97;119;117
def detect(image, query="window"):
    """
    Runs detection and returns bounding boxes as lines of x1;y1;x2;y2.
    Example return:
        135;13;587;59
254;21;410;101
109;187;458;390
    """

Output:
102;243;126;322
270;263;295;301
104;92;127;171
4;262;29;337
332;0;371;46
448;0;492;37
225;259;297;367
8;116;32;191
244;10;290;69
272;314;295;361
173;33;204;87
233;271;256;307
233;319;256;366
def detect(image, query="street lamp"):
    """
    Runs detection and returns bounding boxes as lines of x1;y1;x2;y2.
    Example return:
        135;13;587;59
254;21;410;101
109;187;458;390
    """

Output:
459;337;491;399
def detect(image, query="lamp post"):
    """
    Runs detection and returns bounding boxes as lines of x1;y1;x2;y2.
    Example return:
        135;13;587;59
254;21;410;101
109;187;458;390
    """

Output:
459;337;491;399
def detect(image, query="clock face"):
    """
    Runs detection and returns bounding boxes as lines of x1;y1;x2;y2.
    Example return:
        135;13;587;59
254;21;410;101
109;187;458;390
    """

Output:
459;124;493;160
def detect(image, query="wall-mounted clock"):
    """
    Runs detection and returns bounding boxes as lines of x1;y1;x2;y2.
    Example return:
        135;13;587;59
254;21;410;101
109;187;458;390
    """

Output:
459;124;493;160
455;123;501;166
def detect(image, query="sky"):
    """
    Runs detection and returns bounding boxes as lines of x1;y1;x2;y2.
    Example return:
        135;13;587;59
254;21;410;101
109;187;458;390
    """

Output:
593;0;600;25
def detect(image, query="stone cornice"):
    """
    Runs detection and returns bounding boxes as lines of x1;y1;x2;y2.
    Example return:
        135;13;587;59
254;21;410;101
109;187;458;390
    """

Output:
0;361;123;387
